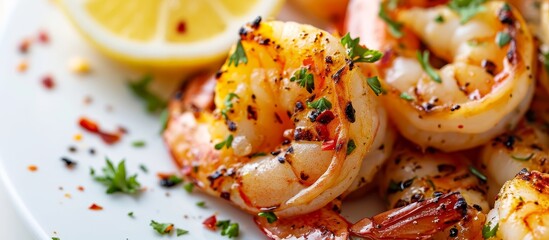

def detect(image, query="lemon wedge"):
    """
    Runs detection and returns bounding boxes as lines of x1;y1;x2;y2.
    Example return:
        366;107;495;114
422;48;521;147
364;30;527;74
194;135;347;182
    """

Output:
57;0;283;69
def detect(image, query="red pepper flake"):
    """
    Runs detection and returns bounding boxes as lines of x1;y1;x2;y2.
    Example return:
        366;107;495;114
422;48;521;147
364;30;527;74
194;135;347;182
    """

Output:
77;186;85;192
78;117;122;145
89;203;103;210
458;125;464;129
322;140;336;151
19;38;31;53
177;21;187;34
41;75;55;89
27;165;38;172
38;30;49;43
303;57;314;68
203;215;217;230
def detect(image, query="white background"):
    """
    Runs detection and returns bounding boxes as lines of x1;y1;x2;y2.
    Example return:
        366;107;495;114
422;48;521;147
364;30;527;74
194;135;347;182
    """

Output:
0;1;34;239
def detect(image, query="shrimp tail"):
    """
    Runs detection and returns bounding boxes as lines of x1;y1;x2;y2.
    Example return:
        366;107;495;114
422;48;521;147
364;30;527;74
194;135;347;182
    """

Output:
349;192;468;239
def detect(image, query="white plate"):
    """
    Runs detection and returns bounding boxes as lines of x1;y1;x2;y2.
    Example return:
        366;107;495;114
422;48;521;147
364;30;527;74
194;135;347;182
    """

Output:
0;1;386;239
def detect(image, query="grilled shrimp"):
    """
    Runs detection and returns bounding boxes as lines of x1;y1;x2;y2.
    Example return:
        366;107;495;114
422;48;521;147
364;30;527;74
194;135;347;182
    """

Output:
377;142;488;239
481;87;549;194
164;19;384;217
346;0;536;151
485;169;549;240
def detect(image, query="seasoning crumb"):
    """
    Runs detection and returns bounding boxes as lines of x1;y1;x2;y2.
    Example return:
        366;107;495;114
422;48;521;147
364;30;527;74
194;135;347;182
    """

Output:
68;146;77;153
64;193;71;199
73;133;83;141
61;157;77;169
41;75;55;89
68;57;91;74
77;186;85;192
83;96;93;105
17;59;28;72
19;38;31;53
89;203;103;210
28;165;38;172
89;148;96;155
38;30;49;43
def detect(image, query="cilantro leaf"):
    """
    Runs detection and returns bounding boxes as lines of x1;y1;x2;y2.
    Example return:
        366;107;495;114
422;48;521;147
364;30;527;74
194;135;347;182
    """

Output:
435;14;445;23
228;40;248;67
290;67;315;93
132;140;146;148
221;93;239;120
346;139;356;156
367;76;385;96
341;33;383;63
52;238;60;240
183;182;194;193
417;50;442;83
159;108;169;133
128;212;134;218
448;0;487;24
196;201;207;208
258;212;278;223
482;221;498;239
150;220;174;235
496;31;511;48
215;134;234;150
400;92;415;101
92;158;141;194
378;3;403;38
128;75;167;113
307;97;332;112
176;228;189;236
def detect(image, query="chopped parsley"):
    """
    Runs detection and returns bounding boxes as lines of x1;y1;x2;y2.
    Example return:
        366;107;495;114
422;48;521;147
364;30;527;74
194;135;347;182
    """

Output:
132;140;146;148
176;228;189;236
221;93;239;119
139;164;148;173
215;134;234;150
251;152;267;158
128;75;167;113
511;153;534;161
435;14;445;23
159;108;169;133
196;201;207;208
367;76;385;96
448;0;487;24
307;97;332;112
341;33;384;63
346;139;356;156
290;67;315;93
482;221;498;239
91;158;141;194
417;50;442;83
150;220;174;235
183;182;194;193
52;238;60;240
496;31;511;48
258;212;278;223
228;40;248;67
469;165;487;182
217;220;239;238
128;212;134;218
400;92;414;101
378;3;403;38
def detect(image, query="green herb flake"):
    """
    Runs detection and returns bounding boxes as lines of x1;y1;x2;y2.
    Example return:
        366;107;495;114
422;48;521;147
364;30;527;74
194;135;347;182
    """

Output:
367;76;385;96
92;158;141;194
159;108;169;133
228;40;248;67
435;14;445;23
196;201;207;208
417;50;442;83
400;92;414;101
128;212;134;218
258;211;278;223
290;67;315;93
346;139;357;156
251;152;267;158
448;0;487;24
132;140;146;148
139;164;148;173
469;165;487;182
52;238;60;240
168;175;184;185
307;97;332;112
341;33;384;63
215;134;234;150
496;31;511;48
378;3;403;38
176;228;189;236
150;220;173;235
387;0;399;10
511;153;534;161
542;51;549;73
482;221;498;239
221;93;239;120
128;75;167;113
183;182;194;193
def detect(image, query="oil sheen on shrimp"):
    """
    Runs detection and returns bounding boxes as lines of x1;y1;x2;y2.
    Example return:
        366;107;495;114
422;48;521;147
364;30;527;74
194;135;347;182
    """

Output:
485;169;549;240
378;141;488;239
164;19;383;217
346;0;536;151
481;87;549;194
